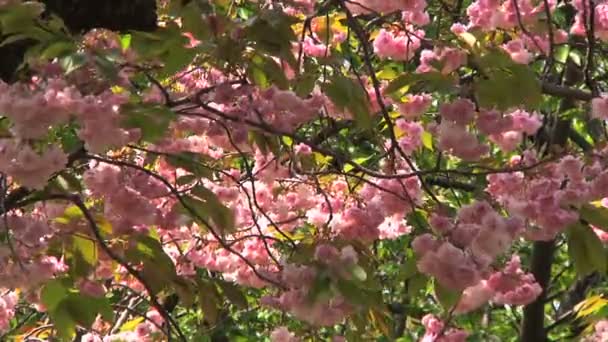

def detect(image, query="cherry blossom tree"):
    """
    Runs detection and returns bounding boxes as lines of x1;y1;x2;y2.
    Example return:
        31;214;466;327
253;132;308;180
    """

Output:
0;0;606;341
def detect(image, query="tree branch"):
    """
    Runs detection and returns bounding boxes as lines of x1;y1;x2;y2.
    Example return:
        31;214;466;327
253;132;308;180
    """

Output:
521;240;556;342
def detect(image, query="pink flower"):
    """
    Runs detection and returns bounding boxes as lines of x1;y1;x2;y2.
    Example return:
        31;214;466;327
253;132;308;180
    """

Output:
373;28;424;61
439;99;476;125
592;96;608;120
509;109;542;135
592;226;608;243
487;255;542;306
455;280;495;314
0;142;68;190
503;39;533;64
397;93;432;119
302;36;328;57
421;314;469;342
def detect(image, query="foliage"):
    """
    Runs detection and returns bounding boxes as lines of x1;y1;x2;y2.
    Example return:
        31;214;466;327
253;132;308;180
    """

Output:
0;0;606;341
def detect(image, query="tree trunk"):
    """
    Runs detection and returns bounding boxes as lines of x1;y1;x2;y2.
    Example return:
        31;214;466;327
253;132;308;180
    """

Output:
520;240;555;342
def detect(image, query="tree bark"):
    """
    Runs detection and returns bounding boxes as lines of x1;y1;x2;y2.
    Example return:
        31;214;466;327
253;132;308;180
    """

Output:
520;240;555;342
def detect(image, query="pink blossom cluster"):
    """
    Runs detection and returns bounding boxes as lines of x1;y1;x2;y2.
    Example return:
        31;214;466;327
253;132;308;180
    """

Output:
487;154;608;240
502;39;533;64
189;237;278;288
0;77;139;154
463;0;567;62
413;201;523;290
84;162;170;235
270;326;300;342
417;47;467;74
301;36;329;57
261;244;361;326
378;214;413;239
436;99;489;161
485;109;543;152
261;266;353;326
520;29;568;56
329;171;421;242
593;226;608;243
0;79;73;139
488;255;543;305
187;85;327;134
80;310;163;342
373;27;425;61
436;103;542;160
0;252;69;291
420;314;468;342
466;0;557;31
397;93;432;119
0;205;69;291
396;119;424;154
571;0;608;41
455;255;542;313
582;320;608;342
0;142;67;190
347;0;428;22
592;96;608;120
0;291;18;332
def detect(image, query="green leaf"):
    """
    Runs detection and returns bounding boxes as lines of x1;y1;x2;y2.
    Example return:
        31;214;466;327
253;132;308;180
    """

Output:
120;34;132;51
72;235;97;266
335;279;367;306
161;45;197;77
401;259;418;280
53;205;84;224
293;72;318;98
322;74;371;130
173;277;196;307
343;155;373;173
180;195;211;228
555;45;569;64
245;9;297;60
335;279;382;307
165;152;213;178
42;282;113;339
41;279;70;312
566;223;608;276
349;265;368;282
474;49;541;110
307;274;332;303
385;72;456;95
49;304;76;340
434;281;462;309
580;204;608;232
218;280;248;309
247;54;289;90
176;174;197;186
126;235;177;293
180;2;210;41
191;185;235;234
59;52;87;74
0;2;44;34
69;235;97;277
41;40;75;59
121;104;176;143
407;273;428;297
57;294;113;329
422;130;434;150
198;280;220;324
